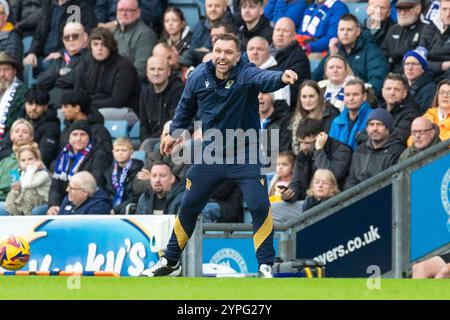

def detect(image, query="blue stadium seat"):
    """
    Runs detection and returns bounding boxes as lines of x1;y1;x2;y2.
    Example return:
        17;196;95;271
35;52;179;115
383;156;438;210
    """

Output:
22;36;33;54
132;150;146;162
129;121;141;150
168;2;202;28
129;121;140;138
169;0;205;16
104;120;128;139
309;58;321;73
346;2;368;24
24;64;37;88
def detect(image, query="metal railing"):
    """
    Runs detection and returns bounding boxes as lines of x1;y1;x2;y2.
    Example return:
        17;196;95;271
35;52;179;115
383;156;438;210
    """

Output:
184;140;450;277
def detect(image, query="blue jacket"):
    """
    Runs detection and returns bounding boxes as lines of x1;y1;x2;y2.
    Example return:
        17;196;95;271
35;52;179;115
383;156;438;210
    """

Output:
297;0;349;52
59;188;112;215
329;101;373;150
264;0;307;29
313;30;389;96
170;54;286;161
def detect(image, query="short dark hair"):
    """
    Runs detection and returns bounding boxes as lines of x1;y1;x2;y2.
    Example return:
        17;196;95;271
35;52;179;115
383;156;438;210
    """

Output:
89;27;118;55
344;78;367;94
240;0;263;7
151;160;174;174
214;32;240;51
24;86;50;106
383;73;408;89
296;119;323;139
339;13;360;27
61;90;91;115
211;21;235;34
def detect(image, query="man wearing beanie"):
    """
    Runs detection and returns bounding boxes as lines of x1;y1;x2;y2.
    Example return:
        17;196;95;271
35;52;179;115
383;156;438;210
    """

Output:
403;47;437;112
381;0;425;73
46;120;112;216
344;108;405;189
379;73;422;144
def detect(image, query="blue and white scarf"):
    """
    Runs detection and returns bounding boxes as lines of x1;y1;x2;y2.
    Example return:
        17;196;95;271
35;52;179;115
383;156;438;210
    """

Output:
112;159;132;206
53;142;93;181
0;77;20;140
301;0;336;36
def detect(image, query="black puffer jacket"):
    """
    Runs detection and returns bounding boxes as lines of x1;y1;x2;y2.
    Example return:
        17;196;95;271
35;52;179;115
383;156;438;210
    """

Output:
139;76;184;140
10;0;47;36
344;137;405;190
419;22;450;79
48;145;113;207
59;108;113;161
104;159;144;215
288;137;352;201
28;0;97;56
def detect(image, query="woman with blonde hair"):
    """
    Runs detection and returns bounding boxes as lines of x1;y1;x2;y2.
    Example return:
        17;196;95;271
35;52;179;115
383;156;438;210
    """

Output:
0;119;35;202
290;80;339;154
5;144;50;215
0;119;36;214
318;54;354;112
423;79;450;142
303;169;340;211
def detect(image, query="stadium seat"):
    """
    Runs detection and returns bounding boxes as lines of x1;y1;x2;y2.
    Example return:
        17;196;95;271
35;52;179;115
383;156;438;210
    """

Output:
22;37;33;54
132;150;146;163
168;2;202;28
309;58;321;74
346;2;368;24
129;121;141;149
169;0;205;15
24;64;37;88
104;120;128;139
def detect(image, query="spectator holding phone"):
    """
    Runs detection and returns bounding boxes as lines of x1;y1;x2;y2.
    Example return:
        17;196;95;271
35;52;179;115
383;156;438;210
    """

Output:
268;151;295;203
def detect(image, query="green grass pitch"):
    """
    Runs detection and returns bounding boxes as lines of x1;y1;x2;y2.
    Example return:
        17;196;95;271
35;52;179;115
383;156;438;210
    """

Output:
0;277;449;299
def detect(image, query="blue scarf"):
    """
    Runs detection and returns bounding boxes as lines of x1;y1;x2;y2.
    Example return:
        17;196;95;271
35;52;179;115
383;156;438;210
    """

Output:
112;159;132;206
53;142;93;181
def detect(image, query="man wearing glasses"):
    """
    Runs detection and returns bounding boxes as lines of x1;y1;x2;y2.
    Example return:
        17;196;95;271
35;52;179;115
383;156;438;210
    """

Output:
112;0;157;82
399;117;441;161
37;22;88;107
59;171;111;215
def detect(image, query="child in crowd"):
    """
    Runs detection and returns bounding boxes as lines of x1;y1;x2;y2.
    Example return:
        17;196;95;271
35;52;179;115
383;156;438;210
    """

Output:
268;151;295;203
303;169;340;211
5;144;50;215
105;137;144;215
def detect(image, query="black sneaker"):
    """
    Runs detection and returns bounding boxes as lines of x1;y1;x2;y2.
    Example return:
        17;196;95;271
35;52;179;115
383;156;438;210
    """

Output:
141;257;182;277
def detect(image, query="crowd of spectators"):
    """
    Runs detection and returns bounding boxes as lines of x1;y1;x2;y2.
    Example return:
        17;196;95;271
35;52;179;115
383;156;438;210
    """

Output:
0;0;447;238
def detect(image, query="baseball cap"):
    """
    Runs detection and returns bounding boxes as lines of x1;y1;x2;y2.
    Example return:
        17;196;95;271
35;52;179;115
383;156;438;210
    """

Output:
396;0;421;8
